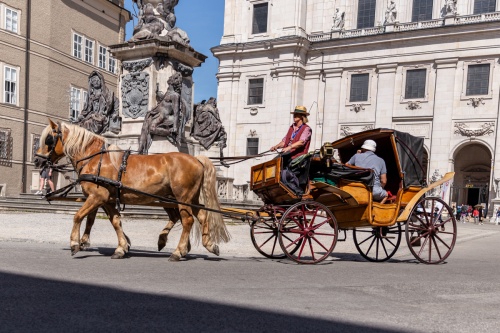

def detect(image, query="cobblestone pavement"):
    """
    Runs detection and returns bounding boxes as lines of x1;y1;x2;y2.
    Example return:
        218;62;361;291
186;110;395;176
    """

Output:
1;211;498;260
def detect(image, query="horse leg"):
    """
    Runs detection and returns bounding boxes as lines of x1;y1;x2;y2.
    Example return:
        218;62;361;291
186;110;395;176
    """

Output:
169;205;195;262
158;208;180;251
194;207;219;256
100;204;130;259
80;208;98;250
70;200;101;256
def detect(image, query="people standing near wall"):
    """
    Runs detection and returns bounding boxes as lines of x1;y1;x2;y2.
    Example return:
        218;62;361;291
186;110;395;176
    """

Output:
36;165;54;195
473;208;479;224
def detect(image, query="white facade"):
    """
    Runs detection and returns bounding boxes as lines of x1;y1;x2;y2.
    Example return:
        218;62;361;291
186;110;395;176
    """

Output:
212;0;500;213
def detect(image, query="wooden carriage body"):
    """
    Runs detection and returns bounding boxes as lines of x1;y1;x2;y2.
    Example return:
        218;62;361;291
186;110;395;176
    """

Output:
250;129;453;229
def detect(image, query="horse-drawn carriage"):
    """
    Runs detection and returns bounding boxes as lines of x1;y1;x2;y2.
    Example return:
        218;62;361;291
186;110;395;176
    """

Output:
36;121;455;265
249;128;456;264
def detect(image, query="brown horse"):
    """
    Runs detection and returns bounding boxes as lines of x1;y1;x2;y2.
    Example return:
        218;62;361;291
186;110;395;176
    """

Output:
35;120;230;260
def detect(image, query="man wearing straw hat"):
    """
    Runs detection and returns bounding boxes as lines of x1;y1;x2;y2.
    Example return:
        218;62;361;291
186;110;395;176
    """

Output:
270;105;312;159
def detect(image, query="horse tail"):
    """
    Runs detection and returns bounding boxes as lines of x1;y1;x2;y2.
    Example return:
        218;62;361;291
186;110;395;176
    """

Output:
196;155;231;244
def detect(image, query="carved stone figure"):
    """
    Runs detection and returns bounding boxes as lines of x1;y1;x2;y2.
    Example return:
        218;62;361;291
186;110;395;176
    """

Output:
191;97;227;151
75;71;120;135
444;0;457;16
494;178;500;199
131;0;190;46
138;72;187;153
332;8;345;30
384;1;397;24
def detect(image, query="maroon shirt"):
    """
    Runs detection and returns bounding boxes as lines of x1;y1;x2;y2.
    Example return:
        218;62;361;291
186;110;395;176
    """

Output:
282;124;312;159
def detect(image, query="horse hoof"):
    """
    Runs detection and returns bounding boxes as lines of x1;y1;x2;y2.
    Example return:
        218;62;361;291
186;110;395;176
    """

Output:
169;254;181;262
71;245;80;256
158;239;166;252
111;253;124;259
80;242;91;251
213;244;220;256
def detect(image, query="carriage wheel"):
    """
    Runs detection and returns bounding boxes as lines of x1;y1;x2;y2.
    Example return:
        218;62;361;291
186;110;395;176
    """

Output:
251;215;287;259
278;201;338;264
405;197;457;264
353;223;402;262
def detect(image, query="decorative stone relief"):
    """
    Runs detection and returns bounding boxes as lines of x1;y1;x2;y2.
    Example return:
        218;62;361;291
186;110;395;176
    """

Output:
384;1;397;25
331;8;345;30
443;0;458;16
217;179;228;198
340;125;374;137
350;104;365;113
429;169;443;196
467;97;485;108
121;58;153;119
454;122;495;138
406;101;421;110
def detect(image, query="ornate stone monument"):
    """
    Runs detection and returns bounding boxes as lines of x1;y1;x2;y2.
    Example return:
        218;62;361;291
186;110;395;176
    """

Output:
108;0;207;154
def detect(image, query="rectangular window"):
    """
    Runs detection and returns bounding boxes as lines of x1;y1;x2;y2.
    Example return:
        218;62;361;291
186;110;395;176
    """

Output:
405;69;426;99
474;0;497;14
70;87;82;120
0;129;11;160
247;138;259;156
5;8;19;33
357;0;376;29
84;39;94;64
99;46;107;69
350;73;369;102
248;78;264;105
466;64;490;96
412;0;433;21
252;3;268;34
4;66;17;104
108;56;116;74
73;33;82;59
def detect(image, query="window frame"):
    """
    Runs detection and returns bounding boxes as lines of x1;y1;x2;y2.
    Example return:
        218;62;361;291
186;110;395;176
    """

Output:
73;32;83;59
3;65;18;105
247;76;265;106
346;70;373;105
473;0;497;14
108;56;116;74
401;65;431;103
98;45;108;69
411;0;433;22
356;0;377;29
84;38;94;64
4;6;19;33
0;128;12;161
246;137;259;156
70;86;86;121
461;59;495;100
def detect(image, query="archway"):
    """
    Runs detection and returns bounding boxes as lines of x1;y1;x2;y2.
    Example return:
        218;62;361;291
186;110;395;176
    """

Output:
451;143;491;212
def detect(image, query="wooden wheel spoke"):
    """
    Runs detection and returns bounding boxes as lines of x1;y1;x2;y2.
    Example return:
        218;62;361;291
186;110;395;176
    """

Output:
253;230;275;235
311;236;332;252
310;220;329;231
366;236;377;255
417;234;430;257
357;233;375;246
434;234;452;250
296;235;308;259
308;238;316;261
431;236;443;260
258;234;276;248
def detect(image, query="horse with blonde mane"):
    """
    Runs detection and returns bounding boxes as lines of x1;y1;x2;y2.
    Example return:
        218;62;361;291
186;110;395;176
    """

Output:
34;120;230;260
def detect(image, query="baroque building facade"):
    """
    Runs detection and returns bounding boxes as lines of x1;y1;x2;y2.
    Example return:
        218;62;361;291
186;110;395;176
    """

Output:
212;0;500;213
0;0;129;196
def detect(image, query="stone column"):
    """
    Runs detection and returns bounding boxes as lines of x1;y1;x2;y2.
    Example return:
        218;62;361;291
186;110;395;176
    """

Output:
375;63;398;128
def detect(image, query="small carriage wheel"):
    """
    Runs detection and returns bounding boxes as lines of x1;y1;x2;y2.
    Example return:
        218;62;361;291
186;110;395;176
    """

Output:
405;197;457;264
278;201;338;264
353;223;402;262
251;214;287;259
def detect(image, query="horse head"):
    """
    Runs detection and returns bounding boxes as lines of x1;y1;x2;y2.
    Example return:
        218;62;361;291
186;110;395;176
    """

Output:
34;119;67;168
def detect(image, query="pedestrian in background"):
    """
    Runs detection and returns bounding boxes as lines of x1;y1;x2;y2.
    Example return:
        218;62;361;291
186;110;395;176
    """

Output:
473;208;479;224
496;208;500;226
36;165;54;195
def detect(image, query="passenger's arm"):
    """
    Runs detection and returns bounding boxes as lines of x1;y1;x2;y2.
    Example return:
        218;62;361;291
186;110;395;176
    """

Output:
380;173;387;188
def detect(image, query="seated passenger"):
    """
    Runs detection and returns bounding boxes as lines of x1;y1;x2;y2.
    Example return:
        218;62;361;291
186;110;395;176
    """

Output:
346;139;388;203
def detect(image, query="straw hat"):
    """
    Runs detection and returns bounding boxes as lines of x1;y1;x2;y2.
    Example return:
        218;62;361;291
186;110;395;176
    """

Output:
291;105;309;123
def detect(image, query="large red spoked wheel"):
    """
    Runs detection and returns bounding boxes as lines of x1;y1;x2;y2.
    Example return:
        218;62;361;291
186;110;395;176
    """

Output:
353;223;402;262
278;201;338;264
405;197;457;264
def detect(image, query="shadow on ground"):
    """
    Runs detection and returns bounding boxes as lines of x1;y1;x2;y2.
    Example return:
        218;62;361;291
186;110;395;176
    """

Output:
0;271;403;332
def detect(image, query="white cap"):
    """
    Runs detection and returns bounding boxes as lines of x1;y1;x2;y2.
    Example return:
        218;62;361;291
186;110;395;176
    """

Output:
361;139;377;152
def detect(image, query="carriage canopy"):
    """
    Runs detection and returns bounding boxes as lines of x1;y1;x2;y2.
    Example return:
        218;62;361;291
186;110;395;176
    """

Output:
331;129;425;188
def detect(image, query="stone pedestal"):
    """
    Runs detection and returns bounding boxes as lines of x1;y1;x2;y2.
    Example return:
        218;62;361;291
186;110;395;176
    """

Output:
108;39;207;154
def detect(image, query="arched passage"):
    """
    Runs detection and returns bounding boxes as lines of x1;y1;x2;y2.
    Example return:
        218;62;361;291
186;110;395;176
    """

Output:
451;143;492;209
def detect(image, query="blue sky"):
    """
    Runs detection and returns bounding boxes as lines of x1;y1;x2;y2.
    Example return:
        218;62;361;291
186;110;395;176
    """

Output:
124;0;225;103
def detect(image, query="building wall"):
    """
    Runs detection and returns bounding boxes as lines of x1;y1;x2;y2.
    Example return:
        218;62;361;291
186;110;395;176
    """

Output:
0;0;129;196
213;0;500;211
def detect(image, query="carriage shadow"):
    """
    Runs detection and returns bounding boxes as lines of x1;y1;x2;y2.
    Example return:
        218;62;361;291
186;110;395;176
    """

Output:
67;247;227;262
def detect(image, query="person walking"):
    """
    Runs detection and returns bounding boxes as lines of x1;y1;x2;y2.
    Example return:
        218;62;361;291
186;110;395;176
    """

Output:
495;208;500;226
473;208;479;224
36;164;54;195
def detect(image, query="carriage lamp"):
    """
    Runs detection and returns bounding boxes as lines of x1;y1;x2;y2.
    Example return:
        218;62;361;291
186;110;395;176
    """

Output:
320;142;335;167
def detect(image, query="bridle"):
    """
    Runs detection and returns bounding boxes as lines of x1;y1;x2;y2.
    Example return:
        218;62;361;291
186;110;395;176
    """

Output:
35;124;64;168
